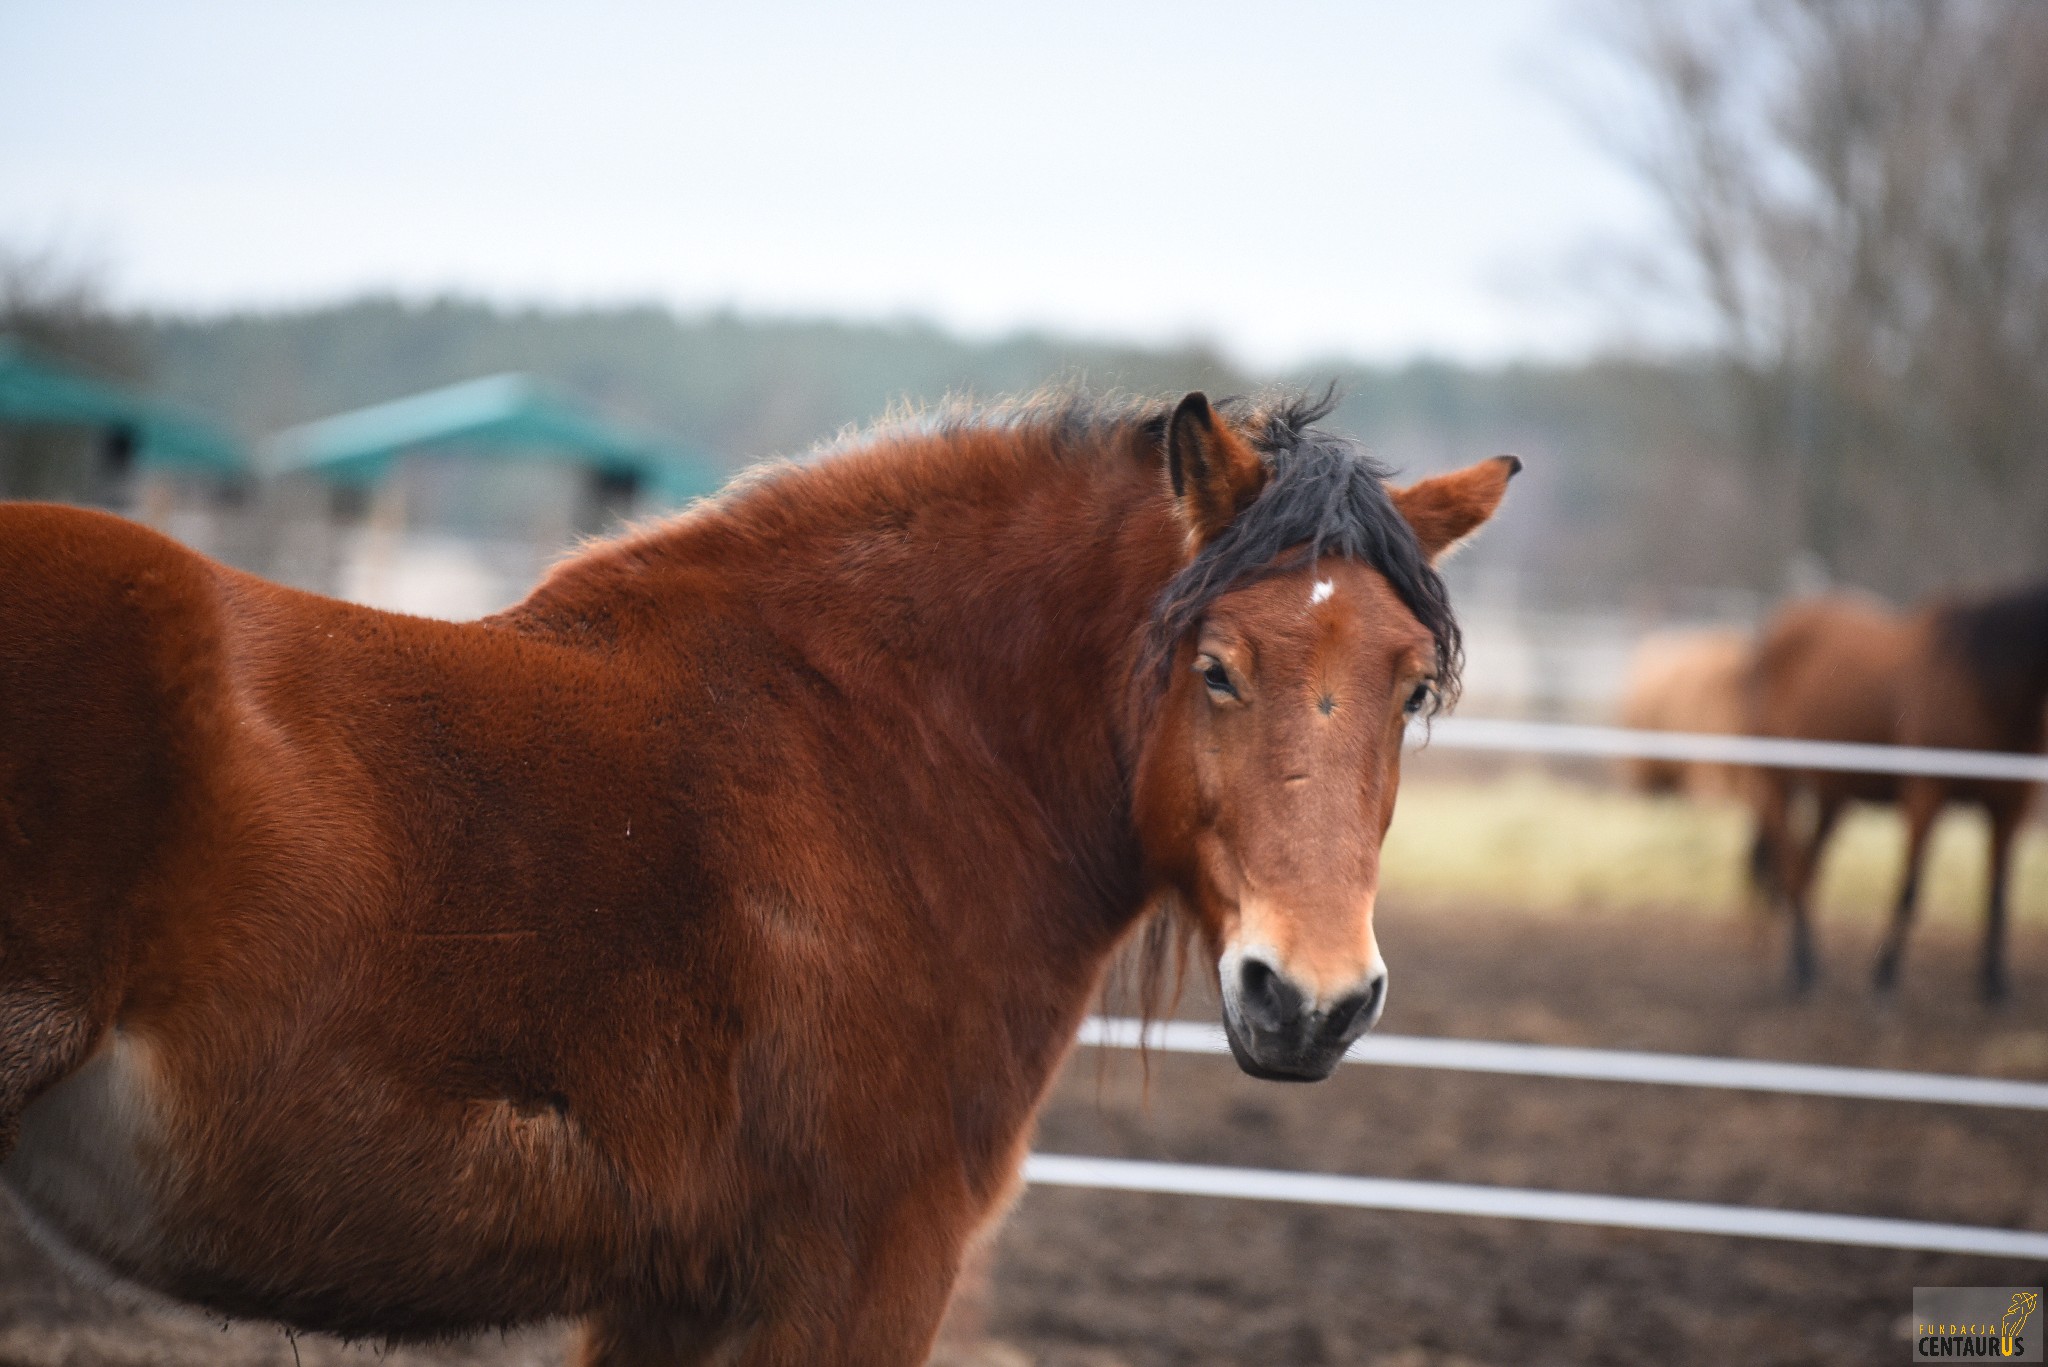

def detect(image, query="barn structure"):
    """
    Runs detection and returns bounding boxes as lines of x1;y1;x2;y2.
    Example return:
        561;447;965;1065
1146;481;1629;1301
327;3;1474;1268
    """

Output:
266;372;719;511
0;337;247;491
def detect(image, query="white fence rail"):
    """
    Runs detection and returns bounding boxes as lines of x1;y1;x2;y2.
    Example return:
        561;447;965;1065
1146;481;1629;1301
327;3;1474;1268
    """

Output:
1407;717;2048;785
1076;1018;2048;1112
1044;1023;2048;1258
1040;1020;2048;1254
1029;719;2048;1261
1024;1155;2048;1260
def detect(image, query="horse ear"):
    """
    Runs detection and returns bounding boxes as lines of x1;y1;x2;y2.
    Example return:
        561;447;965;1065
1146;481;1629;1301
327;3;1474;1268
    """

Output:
1391;455;1521;564
1167;392;1265;546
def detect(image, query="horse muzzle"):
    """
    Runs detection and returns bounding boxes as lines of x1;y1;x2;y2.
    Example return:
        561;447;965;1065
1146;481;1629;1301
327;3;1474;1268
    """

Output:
1220;952;1386;1082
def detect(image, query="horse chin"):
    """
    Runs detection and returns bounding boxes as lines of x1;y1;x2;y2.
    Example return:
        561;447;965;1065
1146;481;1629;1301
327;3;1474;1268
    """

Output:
1220;1012;1343;1084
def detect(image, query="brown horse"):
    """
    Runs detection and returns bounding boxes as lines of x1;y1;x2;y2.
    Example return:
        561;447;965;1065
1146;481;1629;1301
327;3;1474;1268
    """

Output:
1616;628;1755;801
0;390;1514;1364
1750;583;2048;1001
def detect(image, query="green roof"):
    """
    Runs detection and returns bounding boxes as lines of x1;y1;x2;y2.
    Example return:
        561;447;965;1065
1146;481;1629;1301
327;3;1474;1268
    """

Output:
0;338;247;476
267;373;722;504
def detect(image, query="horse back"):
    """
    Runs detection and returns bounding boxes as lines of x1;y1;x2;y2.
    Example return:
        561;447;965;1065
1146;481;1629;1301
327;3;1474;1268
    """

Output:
0;499;1086;1338
1750;595;1923;800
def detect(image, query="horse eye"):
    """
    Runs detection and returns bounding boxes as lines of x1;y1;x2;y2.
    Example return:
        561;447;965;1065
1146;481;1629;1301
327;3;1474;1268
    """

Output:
1198;658;1237;699
1403;682;1434;715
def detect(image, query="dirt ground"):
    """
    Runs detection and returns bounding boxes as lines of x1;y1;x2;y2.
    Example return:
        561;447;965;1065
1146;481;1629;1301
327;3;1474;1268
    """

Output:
2;898;2044;1366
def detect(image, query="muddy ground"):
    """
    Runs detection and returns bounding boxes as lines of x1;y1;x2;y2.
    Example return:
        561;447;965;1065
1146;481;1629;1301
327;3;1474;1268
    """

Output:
2;899;2044;1366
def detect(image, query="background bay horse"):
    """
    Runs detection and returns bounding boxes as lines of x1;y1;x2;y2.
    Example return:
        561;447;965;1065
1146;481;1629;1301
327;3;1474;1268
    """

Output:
1750;582;2048;1001
1617;628;1755;801
0;391;1514;1365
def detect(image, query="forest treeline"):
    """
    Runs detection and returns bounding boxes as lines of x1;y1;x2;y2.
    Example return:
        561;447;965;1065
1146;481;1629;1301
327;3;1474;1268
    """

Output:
129;295;1764;613
11;4;2045;613
5;281;2037;611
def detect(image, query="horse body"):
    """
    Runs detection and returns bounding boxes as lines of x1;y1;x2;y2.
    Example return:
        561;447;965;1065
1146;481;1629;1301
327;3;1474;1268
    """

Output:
1750;585;2048;998
1616;628;1754;800
0;451;1157;1344
0;395;1513;1362
1752;595;1918;795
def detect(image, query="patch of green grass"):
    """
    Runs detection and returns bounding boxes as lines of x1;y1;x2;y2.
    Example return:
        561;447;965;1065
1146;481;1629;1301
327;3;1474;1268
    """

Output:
1380;772;2048;928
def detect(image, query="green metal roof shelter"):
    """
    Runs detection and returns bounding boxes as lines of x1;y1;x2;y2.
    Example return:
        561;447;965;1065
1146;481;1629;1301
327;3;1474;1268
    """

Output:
0;338;247;477
267;373;721;506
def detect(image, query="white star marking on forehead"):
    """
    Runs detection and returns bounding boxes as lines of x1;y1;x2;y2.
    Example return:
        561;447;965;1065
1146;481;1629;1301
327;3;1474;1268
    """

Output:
1309;579;1336;606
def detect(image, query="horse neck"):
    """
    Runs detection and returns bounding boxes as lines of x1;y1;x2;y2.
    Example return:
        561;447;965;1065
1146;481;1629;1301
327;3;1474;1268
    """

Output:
1945;583;2048;745
520;429;1186;940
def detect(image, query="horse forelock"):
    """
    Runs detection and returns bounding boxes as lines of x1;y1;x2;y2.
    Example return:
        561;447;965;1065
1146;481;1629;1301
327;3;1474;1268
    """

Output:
1135;394;1462;712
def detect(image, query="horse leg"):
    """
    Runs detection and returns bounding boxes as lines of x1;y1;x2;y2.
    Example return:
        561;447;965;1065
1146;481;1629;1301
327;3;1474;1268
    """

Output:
1873;782;1941;994
1750;773;1796;949
1982;801;2022;1005
742;1201;969;1367
575;1219;965;1367
1742;815;1777;932
1744;821;1776;902
1751;774;1789;894
1784;791;1843;995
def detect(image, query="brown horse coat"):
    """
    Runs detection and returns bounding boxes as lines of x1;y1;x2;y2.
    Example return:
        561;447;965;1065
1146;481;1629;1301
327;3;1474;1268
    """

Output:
0;393;1513;1363
1750;586;2048;998
1617;628;1755;800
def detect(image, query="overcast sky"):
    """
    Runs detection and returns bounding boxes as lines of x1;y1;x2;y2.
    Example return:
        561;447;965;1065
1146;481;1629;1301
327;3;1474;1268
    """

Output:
0;0;1677;367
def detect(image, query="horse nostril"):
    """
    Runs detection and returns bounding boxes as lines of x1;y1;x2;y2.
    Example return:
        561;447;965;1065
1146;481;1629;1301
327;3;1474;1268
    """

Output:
1236;956;1305;1031
1322;972;1387;1039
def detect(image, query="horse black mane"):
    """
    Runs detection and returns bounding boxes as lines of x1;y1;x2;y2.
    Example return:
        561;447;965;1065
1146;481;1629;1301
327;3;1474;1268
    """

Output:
881;386;1460;707
1941;577;2048;724
1133;389;1461;709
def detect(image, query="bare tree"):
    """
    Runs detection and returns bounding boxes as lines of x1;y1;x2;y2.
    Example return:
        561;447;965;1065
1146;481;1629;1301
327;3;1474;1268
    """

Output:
1583;0;2048;594
0;246;144;380
0;246;148;500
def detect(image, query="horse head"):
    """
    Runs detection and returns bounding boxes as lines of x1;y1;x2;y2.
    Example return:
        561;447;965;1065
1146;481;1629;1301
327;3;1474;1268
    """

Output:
1132;392;1516;1081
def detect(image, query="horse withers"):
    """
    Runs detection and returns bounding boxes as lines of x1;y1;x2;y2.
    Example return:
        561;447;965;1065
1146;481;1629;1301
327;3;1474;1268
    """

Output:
1750;583;2048;1001
0;390;1514;1364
